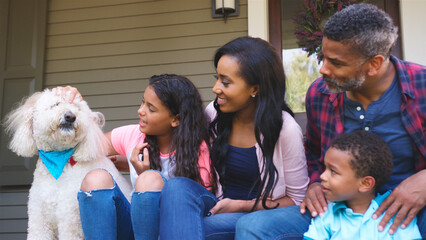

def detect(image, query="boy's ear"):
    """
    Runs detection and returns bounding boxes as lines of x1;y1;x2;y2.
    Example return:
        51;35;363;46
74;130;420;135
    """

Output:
359;176;375;193
171;114;180;128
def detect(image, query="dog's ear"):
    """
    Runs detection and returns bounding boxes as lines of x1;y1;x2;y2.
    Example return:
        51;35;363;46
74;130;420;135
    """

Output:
3;92;42;157
73;110;109;162
93;112;105;128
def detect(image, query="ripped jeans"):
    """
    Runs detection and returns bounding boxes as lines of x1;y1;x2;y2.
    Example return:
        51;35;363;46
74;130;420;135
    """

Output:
77;170;167;240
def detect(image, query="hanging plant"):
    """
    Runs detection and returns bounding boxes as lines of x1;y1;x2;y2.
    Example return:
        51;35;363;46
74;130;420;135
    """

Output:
293;0;362;62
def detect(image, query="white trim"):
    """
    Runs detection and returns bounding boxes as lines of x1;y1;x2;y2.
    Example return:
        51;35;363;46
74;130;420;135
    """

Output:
247;0;268;40
400;0;426;65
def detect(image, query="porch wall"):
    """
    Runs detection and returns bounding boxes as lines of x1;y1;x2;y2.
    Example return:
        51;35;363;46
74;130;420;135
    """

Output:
45;0;248;132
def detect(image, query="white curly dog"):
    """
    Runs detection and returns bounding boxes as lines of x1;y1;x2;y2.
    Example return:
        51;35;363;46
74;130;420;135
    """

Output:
4;89;132;240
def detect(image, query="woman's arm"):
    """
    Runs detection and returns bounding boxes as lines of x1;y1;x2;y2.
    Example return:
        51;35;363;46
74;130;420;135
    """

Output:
208;195;295;216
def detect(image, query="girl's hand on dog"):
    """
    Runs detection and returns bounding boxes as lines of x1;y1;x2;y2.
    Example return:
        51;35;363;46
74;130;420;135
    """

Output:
130;142;150;175
53;86;83;103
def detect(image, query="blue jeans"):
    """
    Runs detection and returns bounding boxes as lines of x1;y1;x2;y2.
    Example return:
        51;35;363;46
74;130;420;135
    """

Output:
77;180;134;240
235;205;312;240
160;177;250;240
132;191;162;239
77;169;167;240
235;204;426;240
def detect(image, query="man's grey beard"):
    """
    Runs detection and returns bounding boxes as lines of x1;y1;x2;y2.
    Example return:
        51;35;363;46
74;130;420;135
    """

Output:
323;73;365;93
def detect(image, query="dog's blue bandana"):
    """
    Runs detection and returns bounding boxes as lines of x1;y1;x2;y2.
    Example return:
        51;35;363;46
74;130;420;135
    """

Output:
38;148;75;180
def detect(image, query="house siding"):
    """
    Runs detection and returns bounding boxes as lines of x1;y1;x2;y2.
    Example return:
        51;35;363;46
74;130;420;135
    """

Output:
45;0;248;131
0;190;29;239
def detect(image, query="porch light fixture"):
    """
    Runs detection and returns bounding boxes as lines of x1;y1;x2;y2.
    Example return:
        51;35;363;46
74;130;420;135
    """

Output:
212;0;239;22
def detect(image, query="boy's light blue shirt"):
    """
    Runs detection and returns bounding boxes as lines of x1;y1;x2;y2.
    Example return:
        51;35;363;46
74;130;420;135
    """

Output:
304;191;422;240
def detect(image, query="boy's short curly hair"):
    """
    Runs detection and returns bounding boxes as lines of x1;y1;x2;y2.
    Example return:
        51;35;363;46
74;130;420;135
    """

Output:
330;131;393;191
323;3;398;59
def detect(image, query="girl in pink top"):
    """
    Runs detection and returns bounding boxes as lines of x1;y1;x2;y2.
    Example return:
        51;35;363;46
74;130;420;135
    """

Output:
59;74;216;240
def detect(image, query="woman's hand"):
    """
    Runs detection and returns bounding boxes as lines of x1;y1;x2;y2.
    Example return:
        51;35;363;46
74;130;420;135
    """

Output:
108;155;130;172
129;143;150;175
208;198;252;216
53;86;83;103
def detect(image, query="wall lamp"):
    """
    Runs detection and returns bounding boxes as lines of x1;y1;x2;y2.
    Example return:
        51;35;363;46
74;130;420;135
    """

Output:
212;0;239;22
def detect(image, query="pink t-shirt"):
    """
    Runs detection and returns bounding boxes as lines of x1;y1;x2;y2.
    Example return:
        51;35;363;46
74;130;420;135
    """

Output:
111;125;212;189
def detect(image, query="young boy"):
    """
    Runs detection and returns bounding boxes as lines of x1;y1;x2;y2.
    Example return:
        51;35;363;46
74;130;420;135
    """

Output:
304;131;422;240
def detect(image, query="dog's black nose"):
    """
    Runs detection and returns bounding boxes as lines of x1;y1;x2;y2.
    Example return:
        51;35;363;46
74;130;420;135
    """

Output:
64;111;76;123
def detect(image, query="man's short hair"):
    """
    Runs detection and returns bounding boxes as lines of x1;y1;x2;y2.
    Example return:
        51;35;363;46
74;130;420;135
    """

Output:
323;3;398;59
330;130;393;191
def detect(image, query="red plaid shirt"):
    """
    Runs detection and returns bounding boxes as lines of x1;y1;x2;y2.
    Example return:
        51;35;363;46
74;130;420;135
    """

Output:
304;56;426;183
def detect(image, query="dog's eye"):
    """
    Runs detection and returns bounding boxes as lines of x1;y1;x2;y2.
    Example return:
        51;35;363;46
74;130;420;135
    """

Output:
51;102;60;108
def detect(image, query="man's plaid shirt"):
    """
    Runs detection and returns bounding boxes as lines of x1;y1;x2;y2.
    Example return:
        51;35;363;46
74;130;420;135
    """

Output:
304;55;426;183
